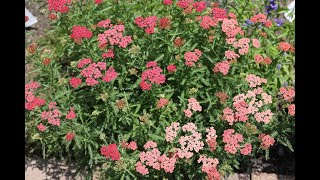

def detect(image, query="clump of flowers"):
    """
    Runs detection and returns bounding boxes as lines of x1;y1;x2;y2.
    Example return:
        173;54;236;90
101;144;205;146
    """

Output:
140;61;166;90
157;98;169;108
98;24;132;48
66;107;76;120
258;134;275;149
41;102;62;126
198;155;220;180
278;42;293;52
25;82;46;110
288;104;295;116
184;98;202;117
100;144;121;161
222;129;243;154
213;60;230;75
165;122;180;143
184;49;202;66
135;16;158;34
70;25;93;44
246;74;267;88
66;132;75;142
121;141;138;150
48;0;72;13
216;92;229;103
279;86;295;102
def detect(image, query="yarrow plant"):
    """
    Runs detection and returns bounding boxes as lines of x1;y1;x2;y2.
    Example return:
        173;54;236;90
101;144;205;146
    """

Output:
25;0;295;179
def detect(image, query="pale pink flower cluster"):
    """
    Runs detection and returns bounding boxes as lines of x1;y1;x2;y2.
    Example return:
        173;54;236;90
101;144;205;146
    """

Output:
41;102;62;126
252;38;261;48
221;18;241;38
136;141;177;175
97;24;132;48
206;127;218;152
246;74;267;88
279;87;295;102
258;134;275;149
184;49;202;66
254;110;273;124
198;155;220;179
174;123;204;159
223;86;273;125
225;50;240;60
165;122;180;143
213;60;230;75
222;129;243;154
143;141;157;150
233;38;251;55
184;98;202;117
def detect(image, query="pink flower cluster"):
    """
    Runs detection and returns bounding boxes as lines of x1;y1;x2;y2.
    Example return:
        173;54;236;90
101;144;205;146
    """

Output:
212;7;228;20
135;16;158;34
70;25;93;44
157;98;169;108
184;98;202;118
165;122;180;143
69;77;82;89
192;1;206;12
175;122;204;159
240;143;252;155
98;24;132;48
213;60;230;75
100;144;121;161
254;54;272;65
222;129;243;154
278;42;292;52
206;127;218;152
97;19;112;28
288;104;295;116
167;64;177;73
176;0;193;9
233;38;251;55
121;141;138;150
250;14;267;23
136;141;177;175
163;0;172;5
225;50;240;61
254;109;273;124
184;49;202;66
198;155;220;180
66;132;75;142
48;0;71;13
258;134;275;149
140;61;166;90
25;82;46;110
252;38;261;48
279;87;295;102
41;102;62;126
66;107;76;120
246;74;267;88
37;123;47;132
216;92;229;103
77;59;118;86
102;49;114;59
199;16;218;29
223;86;273;125
221;19;241;38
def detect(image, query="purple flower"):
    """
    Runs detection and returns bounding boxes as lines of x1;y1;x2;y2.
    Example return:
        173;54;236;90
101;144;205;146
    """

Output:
275;18;284;26
276;64;282;70
244;19;253;26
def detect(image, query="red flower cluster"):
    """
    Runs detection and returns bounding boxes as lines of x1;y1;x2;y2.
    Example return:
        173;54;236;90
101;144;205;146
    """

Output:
100;144;121;161
159;17;171;29
140;61;166;90
69;77;82;89
212;8;228;20
167;64;176;73
70;25;93;44
25;82;46;110
66;107;76;120
66;132;75;142
48;0;72;13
